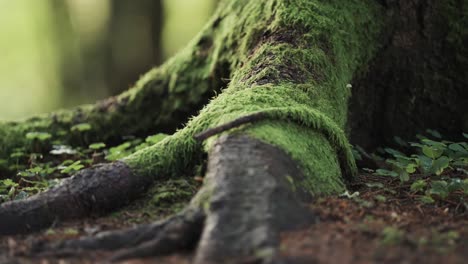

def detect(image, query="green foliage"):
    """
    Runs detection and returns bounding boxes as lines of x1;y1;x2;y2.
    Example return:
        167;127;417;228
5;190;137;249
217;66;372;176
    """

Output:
25;132;52;141
368;131;468;205
60;160;84;174
89;142;106;150
148;178;199;213
0;179;19;202
70;123;92;132
0;132;173;203
105;134;168;161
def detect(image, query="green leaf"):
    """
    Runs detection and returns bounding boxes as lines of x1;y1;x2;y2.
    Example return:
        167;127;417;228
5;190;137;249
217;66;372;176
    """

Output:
406;163;418;173
399;171;410;182
71;123;92;132
384;148;405;158
8;186;16;198
386;159;408;170
463;133;468;139
426;129;442;139
448;143;468;153
1;179;18;188
60;160;84;174
10;152;24;159
26;132;52;141
453;158;468;167
89;142;106;150
422;145;444;159
111;142;131;152
421;139;446;148
374;169;398;177
410;142;425;148
430;180;449;199
419;195;435;204
416;155;433;174
410;180;427;192
431;156;450;175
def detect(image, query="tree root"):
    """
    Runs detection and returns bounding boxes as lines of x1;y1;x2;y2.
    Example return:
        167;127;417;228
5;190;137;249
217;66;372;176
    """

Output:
31;208;205;262
0;161;152;235
4;134;317;263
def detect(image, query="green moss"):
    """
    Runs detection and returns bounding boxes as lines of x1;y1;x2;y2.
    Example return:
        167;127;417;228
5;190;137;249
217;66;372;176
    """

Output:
2;0;384;195
248;122;345;195
0;6;234;163
124;0;383;196
148;178;197;213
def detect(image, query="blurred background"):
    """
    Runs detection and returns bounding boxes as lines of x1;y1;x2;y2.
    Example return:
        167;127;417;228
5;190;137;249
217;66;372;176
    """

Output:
0;0;216;120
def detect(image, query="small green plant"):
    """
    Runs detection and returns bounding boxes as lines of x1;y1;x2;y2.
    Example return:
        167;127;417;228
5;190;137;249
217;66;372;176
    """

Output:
0;179;19;202
25;132;52;141
1;133;168;204
89;142;106;151
25;132;52;152
105;142;132;161
60;160;84;174
367;130;467;205
71;123;92;132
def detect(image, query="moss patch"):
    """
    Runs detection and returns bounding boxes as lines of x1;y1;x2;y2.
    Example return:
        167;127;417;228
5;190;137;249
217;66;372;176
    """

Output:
124;0;383;196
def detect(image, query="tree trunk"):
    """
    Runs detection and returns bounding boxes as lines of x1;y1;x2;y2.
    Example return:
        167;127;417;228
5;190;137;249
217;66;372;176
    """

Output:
349;0;468;149
0;0;466;262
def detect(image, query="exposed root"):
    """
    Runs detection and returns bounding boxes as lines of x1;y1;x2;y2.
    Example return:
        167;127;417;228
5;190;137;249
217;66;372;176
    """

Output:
29;208;205;262
193;135;315;263
108;208;204;262
20;135;317;263
0;162;151;235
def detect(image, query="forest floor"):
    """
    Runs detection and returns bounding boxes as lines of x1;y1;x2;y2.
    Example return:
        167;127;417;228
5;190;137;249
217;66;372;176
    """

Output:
0;173;466;264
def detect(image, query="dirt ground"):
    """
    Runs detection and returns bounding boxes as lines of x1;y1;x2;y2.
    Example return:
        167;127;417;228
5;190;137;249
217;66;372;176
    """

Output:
0;174;466;264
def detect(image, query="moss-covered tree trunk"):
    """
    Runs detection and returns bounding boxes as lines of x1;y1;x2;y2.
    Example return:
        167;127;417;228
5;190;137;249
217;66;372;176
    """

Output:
0;0;466;262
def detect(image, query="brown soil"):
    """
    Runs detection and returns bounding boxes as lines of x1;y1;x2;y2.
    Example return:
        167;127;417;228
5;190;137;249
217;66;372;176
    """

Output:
1;174;466;264
281;174;467;264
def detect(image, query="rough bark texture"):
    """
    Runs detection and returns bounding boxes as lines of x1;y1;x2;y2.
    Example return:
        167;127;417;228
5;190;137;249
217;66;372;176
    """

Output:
0;162;151;235
349;0;468;149
24;135;314;263
193;135;315;263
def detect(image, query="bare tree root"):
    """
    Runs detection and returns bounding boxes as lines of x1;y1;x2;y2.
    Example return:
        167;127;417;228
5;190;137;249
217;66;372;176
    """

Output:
24;134;317;263
0;162;152;235
31;208;205;261
192;134;315;263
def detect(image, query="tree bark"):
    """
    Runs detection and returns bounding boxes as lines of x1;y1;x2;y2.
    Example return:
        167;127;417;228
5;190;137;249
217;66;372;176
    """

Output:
349;0;468;149
0;0;466;262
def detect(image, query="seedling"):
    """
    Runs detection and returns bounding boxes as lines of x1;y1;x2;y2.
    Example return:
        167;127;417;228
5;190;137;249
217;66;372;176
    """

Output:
367;131;467;205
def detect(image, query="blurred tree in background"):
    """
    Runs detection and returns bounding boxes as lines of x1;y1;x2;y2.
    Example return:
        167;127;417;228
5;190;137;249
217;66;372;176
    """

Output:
0;0;216;120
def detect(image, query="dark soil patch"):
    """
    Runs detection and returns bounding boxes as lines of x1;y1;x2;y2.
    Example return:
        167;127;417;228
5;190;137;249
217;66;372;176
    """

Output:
281;174;467;264
1;174;466;263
